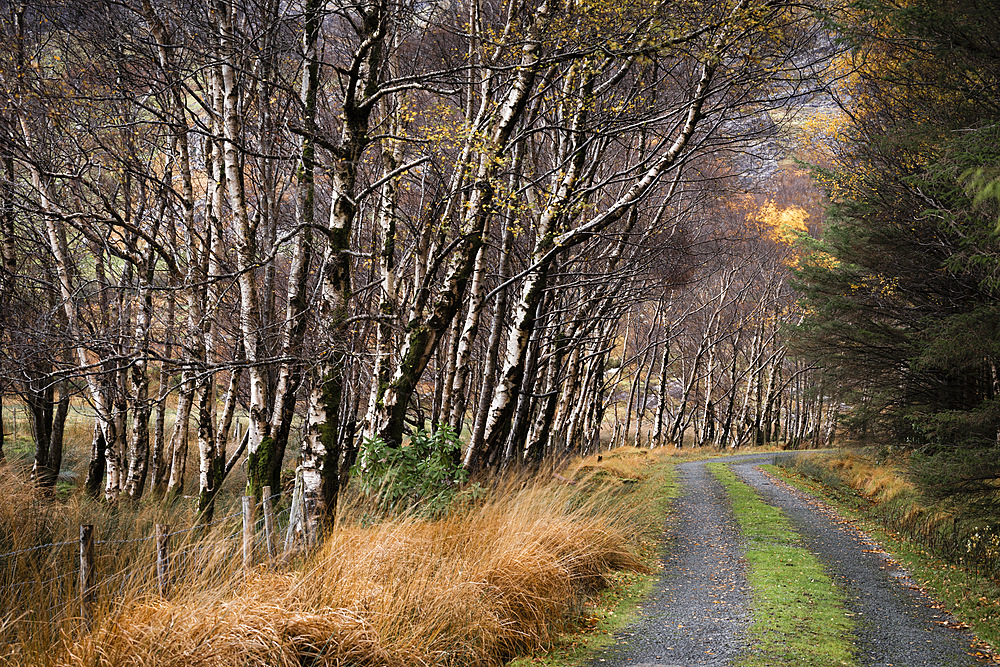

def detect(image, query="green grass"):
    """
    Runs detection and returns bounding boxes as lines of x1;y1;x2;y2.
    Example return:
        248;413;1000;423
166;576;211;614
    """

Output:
708;461;857;667
771;462;1000;661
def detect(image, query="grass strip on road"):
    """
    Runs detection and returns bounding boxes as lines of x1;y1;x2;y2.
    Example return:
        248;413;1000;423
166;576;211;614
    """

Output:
708;461;857;667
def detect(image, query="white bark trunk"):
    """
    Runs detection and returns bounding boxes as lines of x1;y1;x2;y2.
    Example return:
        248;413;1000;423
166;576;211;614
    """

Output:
26;145;119;498
217;0;269;470
374;0;556;449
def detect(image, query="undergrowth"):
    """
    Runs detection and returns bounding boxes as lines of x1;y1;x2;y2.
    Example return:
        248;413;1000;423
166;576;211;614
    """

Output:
351;426;482;518
777;449;1000;578
0;447;669;667
509;446;682;666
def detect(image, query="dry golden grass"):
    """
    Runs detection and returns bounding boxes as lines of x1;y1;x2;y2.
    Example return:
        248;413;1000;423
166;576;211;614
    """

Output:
0;465;44;549
0;471;251;664
792;449;959;544
68;574;390;667
0;454;654;667
825;450;915;503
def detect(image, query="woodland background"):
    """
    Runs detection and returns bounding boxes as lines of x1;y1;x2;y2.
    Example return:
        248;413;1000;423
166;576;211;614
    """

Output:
1;0;999;526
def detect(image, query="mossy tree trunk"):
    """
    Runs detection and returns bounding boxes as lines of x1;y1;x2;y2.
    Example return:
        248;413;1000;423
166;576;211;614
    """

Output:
302;0;383;522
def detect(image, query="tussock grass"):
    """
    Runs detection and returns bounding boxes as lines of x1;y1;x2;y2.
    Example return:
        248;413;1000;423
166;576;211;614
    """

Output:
779;450;958;547
825;450;915;503
71;574;390;667
0;466;249;664
0;457;650;667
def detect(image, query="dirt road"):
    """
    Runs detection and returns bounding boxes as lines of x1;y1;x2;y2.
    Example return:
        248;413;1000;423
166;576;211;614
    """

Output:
590;453;985;667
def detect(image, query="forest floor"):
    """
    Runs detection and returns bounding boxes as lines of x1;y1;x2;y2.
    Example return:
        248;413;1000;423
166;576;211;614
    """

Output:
584;453;990;667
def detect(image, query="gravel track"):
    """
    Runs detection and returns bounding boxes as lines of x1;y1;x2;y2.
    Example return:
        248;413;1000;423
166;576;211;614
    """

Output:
590;457;754;667
731;456;985;667
590;453;986;667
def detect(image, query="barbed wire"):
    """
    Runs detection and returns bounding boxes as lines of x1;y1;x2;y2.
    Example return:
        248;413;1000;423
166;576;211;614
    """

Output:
0;569;75;596
0;539;76;561
96;533;156;547
0;493;283;560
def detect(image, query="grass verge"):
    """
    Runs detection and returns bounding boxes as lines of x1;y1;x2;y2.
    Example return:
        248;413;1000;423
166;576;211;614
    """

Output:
707;461;856;667
512;446;789;667
0;447;683;667
771;456;1000;661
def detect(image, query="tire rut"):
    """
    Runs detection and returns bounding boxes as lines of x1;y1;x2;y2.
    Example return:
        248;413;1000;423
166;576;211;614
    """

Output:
590;457;754;667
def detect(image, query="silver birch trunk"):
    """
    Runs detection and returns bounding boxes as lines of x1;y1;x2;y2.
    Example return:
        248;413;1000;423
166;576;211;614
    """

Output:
625;346;641;446
551;344;583;445
735;325;763;448
445;243;488;432
196;66;228;513
524;326;571;463
123;276;153;499
466;139;523;459
637;337;658;445
669;338;709;445
652;325;671;448
215;0;269;498
262;0;322;500
302;0;385;520
21;122;119;497
374;0;554;450
565;351;599;452
166;375;194;496
698;342;717;447
364;119;405;435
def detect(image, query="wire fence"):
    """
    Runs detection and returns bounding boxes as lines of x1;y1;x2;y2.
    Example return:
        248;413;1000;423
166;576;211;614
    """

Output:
773;452;1000;581
0;487;309;629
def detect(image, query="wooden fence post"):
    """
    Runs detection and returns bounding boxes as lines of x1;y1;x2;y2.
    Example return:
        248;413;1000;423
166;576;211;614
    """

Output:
79;525;94;628
262;486;276;560
283;467;305;558
242;496;254;570
156;524;170;598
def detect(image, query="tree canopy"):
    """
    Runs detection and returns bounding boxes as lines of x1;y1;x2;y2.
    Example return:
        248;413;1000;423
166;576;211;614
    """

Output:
0;0;835;522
